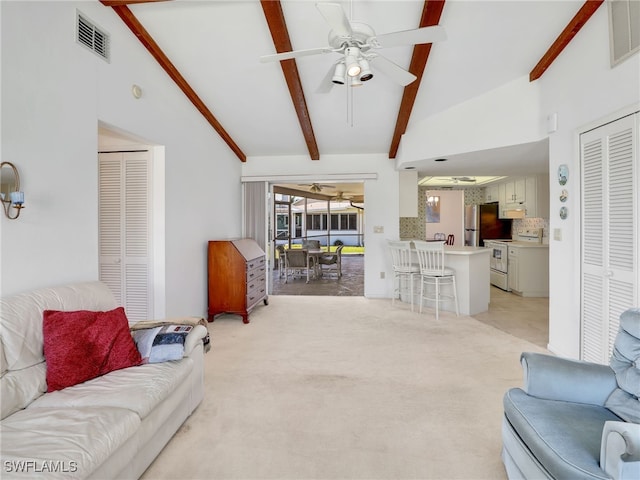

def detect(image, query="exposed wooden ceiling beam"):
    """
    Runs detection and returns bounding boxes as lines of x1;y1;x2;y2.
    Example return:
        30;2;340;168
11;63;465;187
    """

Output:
388;0;446;159
261;0;320;161
101;0;172;6
530;0;604;81
101;2;246;162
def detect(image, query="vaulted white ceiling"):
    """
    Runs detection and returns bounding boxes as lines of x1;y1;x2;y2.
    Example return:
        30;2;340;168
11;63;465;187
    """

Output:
102;0;598;185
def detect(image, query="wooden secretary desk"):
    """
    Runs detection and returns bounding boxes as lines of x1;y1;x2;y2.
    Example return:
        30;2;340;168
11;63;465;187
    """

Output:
207;239;268;324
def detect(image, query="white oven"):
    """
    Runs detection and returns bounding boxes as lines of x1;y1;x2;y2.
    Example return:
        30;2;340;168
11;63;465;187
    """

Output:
485;240;510;291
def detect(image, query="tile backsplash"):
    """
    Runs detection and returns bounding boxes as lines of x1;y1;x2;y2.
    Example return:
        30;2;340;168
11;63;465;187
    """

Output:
513;217;550;243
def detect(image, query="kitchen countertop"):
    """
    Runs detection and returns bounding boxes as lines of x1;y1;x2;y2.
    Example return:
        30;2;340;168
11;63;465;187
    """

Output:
507;242;549;248
484;240;549;248
444;246;492;255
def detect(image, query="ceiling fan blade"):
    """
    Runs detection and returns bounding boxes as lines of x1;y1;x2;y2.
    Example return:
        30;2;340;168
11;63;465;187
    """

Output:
260;47;333;63
369;54;417;86
316;2;353;38
374;25;447;48
316;64;337;93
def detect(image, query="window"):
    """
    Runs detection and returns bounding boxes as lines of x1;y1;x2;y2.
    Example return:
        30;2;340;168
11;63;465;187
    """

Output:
330;213;357;230
306;214;327;230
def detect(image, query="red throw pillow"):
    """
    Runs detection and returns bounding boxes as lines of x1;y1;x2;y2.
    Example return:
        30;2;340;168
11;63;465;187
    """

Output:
43;307;142;392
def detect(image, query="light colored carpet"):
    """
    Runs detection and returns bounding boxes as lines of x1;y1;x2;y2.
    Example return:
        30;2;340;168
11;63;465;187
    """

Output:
141;296;547;480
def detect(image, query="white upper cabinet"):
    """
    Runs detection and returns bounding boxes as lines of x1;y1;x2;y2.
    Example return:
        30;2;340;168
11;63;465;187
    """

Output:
492;175;549;219
504;178;526;204
484;184;500;203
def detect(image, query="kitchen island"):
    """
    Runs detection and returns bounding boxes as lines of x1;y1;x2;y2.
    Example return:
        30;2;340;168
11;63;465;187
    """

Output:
404;244;490;316
443;246;491;315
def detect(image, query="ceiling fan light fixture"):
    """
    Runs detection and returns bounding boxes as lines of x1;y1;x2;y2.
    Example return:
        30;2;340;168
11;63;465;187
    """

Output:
358;58;373;81
344;47;361;77
349;76;363;87
332;62;346;84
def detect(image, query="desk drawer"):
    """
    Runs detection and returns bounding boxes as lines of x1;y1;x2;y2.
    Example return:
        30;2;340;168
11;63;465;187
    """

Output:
246;255;265;271
246;264;266;283
247;272;266;294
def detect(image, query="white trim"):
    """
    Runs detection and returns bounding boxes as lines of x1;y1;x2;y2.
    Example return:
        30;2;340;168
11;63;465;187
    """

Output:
241;173;377;183
577;102;640;135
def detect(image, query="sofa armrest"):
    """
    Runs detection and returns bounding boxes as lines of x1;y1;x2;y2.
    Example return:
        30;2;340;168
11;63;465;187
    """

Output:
183;325;208;357
600;421;640;480
521;352;617;405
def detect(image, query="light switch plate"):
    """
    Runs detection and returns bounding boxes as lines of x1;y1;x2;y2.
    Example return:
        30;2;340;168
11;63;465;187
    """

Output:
553;228;562;241
373;226;384;234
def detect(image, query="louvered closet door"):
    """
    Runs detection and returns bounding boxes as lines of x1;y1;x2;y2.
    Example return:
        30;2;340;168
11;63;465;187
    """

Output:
581;113;639;363
99;151;153;322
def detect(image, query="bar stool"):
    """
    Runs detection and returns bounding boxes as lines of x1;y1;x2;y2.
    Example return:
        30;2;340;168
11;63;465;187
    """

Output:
387;240;420;311
413;240;459;320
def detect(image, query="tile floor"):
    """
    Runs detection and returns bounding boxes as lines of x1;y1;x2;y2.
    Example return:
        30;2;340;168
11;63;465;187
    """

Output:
270;253;549;348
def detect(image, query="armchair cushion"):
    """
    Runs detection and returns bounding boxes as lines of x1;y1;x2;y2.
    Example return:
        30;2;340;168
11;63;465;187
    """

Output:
504;388;623;480
605;308;640;423
521;352;617;406
600;421;640;479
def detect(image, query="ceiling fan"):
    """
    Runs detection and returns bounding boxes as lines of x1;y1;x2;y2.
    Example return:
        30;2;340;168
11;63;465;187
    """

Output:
332;191;352;201
297;183;336;193
435;176;477;184
260;2;447;90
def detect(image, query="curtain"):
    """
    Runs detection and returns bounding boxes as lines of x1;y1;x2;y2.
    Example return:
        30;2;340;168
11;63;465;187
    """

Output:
243;181;267;251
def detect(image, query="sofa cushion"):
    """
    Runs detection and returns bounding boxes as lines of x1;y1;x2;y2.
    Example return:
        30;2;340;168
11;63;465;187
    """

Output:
606;308;640;423
0;406;140;479
43;307;142;392
1;282;118;418
28;357;193;419
0;363;47;419
504;388;622;480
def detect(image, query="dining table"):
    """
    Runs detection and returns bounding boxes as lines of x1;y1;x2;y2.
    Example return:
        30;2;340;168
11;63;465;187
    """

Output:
304;248;324;282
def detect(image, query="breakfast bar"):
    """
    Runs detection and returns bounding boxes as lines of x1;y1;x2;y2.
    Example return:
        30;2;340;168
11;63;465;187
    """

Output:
403;244;490;316
442;245;491;315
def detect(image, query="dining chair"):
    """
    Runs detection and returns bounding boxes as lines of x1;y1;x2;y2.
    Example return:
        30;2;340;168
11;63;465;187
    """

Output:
302;239;321;249
387;240;420;311
413;240;459;320
445;234;455;245
318;245;344;278
275;245;286;277
284;249;308;283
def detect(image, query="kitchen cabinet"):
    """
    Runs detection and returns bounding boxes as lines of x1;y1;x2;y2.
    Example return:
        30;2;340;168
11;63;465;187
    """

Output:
498;175;549;219
504;178;526;204
508;245;549;297
484;184;500;203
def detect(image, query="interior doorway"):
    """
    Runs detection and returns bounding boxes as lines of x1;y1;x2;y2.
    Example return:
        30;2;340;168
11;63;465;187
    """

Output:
98;124;166;320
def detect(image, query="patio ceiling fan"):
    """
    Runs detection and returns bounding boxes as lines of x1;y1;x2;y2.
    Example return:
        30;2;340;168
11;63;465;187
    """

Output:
297;182;335;193
260;2;446;90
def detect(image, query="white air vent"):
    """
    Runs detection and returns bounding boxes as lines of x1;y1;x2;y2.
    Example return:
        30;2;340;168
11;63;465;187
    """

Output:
76;11;110;62
608;0;640;66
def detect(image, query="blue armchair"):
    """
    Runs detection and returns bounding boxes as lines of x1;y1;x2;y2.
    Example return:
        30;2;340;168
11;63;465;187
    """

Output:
502;308;640;479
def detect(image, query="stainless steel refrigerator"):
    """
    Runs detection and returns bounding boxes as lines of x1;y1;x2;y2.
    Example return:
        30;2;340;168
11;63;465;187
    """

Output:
464;203;512;246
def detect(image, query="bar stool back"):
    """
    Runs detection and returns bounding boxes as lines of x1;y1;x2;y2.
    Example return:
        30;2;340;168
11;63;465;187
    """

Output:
413;240;459;319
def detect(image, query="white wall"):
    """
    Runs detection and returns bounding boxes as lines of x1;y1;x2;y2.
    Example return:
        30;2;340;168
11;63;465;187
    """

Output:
1;1;242;318
395;76;545;165
538;6;640;358
242;154;399;298
388;6;639;359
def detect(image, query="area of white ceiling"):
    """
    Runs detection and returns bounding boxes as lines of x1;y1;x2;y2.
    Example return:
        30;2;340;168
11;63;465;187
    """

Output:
123;0;584;183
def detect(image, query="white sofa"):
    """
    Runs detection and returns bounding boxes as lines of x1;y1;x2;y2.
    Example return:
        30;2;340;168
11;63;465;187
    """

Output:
0;282;208;479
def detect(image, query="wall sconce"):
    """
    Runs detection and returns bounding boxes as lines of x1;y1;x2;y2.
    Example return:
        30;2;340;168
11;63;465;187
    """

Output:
0;162;25;220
